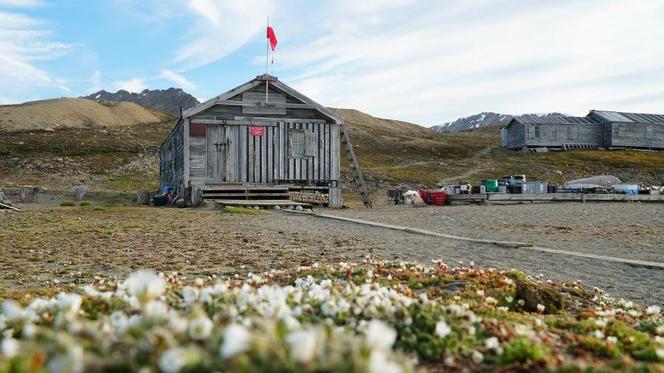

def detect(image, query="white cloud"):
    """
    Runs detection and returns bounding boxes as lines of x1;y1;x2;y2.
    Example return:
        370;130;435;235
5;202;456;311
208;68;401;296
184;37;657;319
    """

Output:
0;10;74;103
0;0;46;8
276;0;664;125
113;78;146;93
173;0;274;71
159;69;196;90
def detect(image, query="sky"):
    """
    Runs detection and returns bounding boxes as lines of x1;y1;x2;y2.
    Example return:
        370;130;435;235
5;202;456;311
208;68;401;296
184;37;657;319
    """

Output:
1;0;664;126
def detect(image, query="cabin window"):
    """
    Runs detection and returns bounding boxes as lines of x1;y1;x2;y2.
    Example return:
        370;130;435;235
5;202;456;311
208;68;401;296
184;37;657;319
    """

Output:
550;128;557;139
567;127;577;140
534;126;540;139
290;130;305;157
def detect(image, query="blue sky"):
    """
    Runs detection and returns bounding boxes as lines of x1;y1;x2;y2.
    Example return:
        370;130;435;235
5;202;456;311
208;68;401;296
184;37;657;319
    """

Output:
1;0;664;126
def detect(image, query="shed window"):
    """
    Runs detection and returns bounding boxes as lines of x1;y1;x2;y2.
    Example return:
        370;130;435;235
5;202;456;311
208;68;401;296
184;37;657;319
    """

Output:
550;128;557;139
567;127;577;140
290;130;305;157
534;126;540;139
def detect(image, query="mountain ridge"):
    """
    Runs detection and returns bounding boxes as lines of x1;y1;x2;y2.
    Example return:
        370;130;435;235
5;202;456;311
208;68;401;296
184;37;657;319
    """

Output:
432;112;565;133
83;88;200;116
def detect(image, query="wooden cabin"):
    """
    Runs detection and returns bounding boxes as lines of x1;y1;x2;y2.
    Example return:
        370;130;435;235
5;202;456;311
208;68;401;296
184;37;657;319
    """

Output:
587;110;664;150
159;74;343;207
501;110;664;151
501;116;603;150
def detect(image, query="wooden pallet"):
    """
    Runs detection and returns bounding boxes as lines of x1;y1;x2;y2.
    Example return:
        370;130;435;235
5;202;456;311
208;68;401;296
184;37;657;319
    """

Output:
213;199;311;207
202;185;290;201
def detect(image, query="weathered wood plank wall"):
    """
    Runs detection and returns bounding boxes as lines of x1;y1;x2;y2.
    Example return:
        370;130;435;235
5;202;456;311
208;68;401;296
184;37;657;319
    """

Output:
159;120;185;194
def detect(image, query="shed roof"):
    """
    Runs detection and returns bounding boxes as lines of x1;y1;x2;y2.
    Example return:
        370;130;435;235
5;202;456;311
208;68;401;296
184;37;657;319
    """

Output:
588;110;664;124
510;115;599;126
181;74;343;124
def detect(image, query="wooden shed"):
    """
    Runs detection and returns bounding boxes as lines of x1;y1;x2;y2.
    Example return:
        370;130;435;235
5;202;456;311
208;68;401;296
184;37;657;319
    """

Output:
159;74;343;207
501;116;603;150
588;110;664;150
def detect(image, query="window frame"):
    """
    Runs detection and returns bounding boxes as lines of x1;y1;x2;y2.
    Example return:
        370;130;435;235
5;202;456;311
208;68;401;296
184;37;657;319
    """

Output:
289;129;306;158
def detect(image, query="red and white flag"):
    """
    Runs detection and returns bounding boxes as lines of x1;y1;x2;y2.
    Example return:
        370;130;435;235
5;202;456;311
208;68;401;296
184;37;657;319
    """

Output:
266;26;278;51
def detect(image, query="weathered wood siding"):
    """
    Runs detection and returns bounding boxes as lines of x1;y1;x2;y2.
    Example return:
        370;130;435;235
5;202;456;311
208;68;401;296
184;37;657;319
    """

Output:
159;119;185;194
186;120;339;187
501;121;526;149
524;124;603;147
606;123;664;149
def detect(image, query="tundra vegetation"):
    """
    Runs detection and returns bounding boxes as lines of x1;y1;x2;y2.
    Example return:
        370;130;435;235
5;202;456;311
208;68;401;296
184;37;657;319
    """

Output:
0;259;662;371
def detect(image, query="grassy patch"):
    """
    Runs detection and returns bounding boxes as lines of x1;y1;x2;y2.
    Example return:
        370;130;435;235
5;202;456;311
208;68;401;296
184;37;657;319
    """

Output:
221;206;268;215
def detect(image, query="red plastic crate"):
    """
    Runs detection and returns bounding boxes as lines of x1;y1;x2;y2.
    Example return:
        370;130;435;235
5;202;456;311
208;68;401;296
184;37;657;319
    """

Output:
429;191;446;206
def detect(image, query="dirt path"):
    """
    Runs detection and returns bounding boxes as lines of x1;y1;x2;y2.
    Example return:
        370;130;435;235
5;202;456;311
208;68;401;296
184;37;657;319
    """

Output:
437;146;494;183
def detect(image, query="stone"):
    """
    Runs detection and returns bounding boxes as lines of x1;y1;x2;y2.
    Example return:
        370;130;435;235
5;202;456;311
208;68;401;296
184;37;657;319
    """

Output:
515;278;564;314
176;198;186;208
136;191;151;205
73;185;88;201
295;205;303;211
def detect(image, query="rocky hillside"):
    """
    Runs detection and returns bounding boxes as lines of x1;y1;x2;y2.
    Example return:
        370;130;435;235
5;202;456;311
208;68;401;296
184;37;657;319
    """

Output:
84;88;200;116
433;112;564;133
0;98;171;132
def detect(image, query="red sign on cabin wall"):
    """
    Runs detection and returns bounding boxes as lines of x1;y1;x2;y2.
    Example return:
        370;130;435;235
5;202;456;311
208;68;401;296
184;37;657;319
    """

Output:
250;126;265;137
189;123;206;137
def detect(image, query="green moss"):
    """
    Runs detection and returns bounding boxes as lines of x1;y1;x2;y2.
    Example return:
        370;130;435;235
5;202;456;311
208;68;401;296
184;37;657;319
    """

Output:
610;321;658;361
79;201;92;207
221;206;268;215
499;338;550;365
60;201;75;207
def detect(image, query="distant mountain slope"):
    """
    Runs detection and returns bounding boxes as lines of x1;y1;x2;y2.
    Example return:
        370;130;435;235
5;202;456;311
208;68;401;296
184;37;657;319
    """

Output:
0;98;171;132
433;112;564;133
84;88;200;116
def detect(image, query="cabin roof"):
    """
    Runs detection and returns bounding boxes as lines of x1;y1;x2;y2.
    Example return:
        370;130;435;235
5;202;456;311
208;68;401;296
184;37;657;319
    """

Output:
588;110;664;125
508;115;599;127
181;74;343;123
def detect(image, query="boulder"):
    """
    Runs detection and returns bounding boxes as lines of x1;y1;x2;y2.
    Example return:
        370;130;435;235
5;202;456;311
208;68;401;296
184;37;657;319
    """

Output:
136;191;151;206
73;185;88;201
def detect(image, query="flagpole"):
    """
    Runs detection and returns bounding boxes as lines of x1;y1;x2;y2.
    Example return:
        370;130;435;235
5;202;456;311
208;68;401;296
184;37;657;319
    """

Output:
265;16;269;103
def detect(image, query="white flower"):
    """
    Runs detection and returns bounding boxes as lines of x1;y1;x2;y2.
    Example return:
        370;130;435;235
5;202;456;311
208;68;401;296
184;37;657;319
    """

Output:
144;301;169;319
594;330;605;339
471;350;484;364
595;319;607;328
536;304;545;313
435;320;451;338
1;338;19;358
188;316;213;340
647;305;661;315
220;324;250;358
476;290;485;297
109;311;130;334
657;325;664;335
607;336;618;344
369;350;402;373
286;329;318;363
169;314;189;335
485;337;500;350
125;270;165;301
485;297;497;305
497;306;509;312
505;296;514;303
656;348;664;360
159;348;188;373
56;293;82;316
182;287;200;304
517;299;525;306
2;301;23;321
365;320;397;351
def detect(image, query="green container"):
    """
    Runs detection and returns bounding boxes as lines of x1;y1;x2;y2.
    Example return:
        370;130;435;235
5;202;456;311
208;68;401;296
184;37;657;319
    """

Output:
482;179;499;193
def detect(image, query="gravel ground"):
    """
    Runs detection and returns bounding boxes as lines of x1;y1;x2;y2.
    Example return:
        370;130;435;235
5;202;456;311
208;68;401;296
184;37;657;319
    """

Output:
2;203;662;305
263;203;664;305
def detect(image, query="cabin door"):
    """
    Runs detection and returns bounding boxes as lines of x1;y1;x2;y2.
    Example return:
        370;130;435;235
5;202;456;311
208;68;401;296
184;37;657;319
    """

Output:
206;125;226;181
